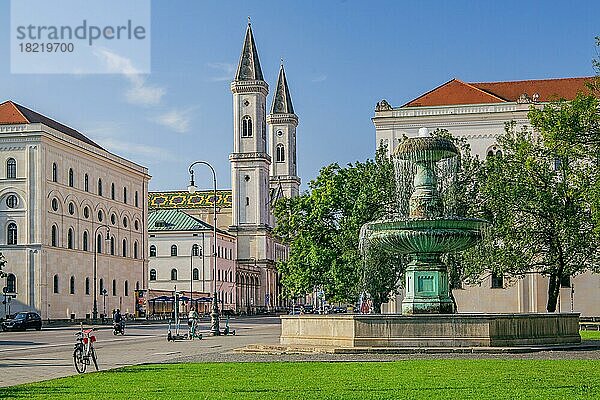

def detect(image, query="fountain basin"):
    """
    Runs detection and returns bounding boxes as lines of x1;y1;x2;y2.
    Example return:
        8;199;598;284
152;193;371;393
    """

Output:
365;218;488;254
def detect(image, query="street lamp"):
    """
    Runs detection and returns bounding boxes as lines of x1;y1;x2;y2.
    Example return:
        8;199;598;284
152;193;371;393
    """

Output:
188;161;220;336
93;225;110;322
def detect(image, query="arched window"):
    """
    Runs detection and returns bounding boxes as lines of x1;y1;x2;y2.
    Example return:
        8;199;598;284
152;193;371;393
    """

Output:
149;269;157;281
135;281;140;291
193;268;199;280
85;277;90;295
242;115;253;137
70;276;75;294
123;187;127;203
122;239;127;257
98;179;103;196
6;158;16;179
97;234;103;253
7;223;17;245
84;174;89;192
68;168;74;187
52;163;57;182
6;274;16;293
67;228;74;249
276;144;285;162
135;191;139;207
99;278;104;294
192;244;200;256
170;268;178;281
110;236;115;255
111;183;115;200
112;279;116;296
83;231;89;251
150;245;156;257
134;241;138;259
124;280;129;297
171;245;177;256
6;194;17;208
51;225;58;247
53;274;59;293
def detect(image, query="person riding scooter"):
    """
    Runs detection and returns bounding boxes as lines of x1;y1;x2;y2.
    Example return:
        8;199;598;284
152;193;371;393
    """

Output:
113;308;125;335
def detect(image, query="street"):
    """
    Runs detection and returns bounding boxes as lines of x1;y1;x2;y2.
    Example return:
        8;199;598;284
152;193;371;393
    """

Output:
0;316;281;387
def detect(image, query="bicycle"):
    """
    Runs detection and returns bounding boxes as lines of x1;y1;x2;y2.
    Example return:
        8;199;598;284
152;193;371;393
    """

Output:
73;324;98;373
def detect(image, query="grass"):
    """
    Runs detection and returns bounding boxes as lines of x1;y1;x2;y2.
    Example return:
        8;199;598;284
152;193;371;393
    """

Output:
580;330;600;340
2;360;600;400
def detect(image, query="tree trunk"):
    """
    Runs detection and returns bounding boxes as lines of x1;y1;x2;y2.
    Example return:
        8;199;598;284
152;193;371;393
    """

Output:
546;273;561;312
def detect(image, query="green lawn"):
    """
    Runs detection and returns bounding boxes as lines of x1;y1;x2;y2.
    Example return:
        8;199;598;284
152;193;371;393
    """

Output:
2;360;600;400
580;329;600;340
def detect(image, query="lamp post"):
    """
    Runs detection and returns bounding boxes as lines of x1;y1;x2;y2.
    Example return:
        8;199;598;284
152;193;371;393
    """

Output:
93;225;110;322
188;161;220;336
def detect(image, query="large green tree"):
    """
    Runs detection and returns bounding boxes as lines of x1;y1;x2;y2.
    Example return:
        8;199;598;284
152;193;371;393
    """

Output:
477;94;600;312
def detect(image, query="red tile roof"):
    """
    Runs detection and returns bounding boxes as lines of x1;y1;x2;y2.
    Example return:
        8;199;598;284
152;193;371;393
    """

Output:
403;77;594;107
0;101;103;149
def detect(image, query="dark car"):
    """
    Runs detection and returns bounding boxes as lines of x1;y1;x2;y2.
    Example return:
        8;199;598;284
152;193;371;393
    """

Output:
1;311;42;332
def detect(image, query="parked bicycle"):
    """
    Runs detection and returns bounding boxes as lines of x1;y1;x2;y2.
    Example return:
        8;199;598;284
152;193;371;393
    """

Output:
73;324;98;373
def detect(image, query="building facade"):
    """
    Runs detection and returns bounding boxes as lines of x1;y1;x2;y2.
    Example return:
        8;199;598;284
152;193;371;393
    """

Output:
0;101;150;320
373;77;600;316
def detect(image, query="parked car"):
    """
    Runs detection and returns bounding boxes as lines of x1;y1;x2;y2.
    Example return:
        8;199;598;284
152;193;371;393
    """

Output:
1;311;42;332
301;304;314;314
331;306;347;314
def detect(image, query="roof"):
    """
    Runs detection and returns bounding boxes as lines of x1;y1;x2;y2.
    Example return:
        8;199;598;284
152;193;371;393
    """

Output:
234;22;264;82
271;63;295;114
148;209;230;235
402;77;595;108
149;190;233;210
0;101;103;149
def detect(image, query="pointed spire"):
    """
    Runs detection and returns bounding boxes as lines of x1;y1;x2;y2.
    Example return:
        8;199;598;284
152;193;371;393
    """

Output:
234;20;264;82
271;62;294;114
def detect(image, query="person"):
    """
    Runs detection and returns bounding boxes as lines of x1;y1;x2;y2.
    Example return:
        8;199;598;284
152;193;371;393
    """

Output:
113;308;124;332
188;306;199;338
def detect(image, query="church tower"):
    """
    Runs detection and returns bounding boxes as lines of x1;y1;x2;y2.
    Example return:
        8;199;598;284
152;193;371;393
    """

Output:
267;62;300;198
230;21;271;260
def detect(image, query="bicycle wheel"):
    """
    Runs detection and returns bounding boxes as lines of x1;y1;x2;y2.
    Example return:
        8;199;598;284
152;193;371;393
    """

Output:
73;346;86;373
91;347;99;371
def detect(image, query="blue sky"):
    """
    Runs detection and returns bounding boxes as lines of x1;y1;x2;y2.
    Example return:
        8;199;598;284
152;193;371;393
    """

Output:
1;0;599;191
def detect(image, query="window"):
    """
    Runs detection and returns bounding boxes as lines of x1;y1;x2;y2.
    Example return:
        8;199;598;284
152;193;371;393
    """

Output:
170;268;178;281
83;206;90;219
134;241;138;259
123;187;127;203
560;275;571;288
276;144;285;162
99;278;104;294
52;163;57;182
192;244;200;256
110;236;115;255
149;245;156;257
68;168;74;187
98;179;103;196
53;274;59;293
6;158;16;179
123;217;128;228
7;223;17;245
6;195;18;208
97;234;103;253
122;239;127;257
6;274;16;293
171;245;177;256
124;280;129;297
111;183;115;200
67;228;74;249
241;115;253;137
149;269;157;281
491;272;504;289
218;270;221;281
68;202;75;215
85;277;90;295
70;276;75;294
84;174;89;192
51;198;59;211
135;191;139;207
51;225;58;247
193;268;199;280
111;213;116;225
97;210;103;222
112;279;116;296
134;220;139;230
135;281;140;291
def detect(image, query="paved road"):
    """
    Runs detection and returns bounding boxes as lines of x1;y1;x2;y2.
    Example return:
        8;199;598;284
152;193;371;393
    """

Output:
0;316;281;387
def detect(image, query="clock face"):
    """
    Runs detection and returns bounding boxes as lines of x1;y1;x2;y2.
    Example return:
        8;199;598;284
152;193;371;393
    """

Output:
277;130;283;137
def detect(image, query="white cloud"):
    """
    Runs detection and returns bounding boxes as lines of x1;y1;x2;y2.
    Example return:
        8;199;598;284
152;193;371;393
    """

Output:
311;74;327;83
95;48;166;106
206;62;236;82
97;137;175;162
153;107;198;133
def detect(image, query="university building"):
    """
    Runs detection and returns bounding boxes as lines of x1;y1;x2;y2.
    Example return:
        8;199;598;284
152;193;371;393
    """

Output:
0;101;150;320
373;76;600;315
148;22;298;314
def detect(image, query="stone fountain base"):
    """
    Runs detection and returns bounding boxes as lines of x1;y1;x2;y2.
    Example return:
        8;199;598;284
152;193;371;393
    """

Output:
280;313;581;348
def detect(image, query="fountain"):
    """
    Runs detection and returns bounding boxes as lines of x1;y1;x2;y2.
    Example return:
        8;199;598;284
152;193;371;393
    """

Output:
279;128;581;349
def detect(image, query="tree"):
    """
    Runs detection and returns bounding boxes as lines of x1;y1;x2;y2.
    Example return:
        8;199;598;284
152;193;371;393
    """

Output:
477;94;600;312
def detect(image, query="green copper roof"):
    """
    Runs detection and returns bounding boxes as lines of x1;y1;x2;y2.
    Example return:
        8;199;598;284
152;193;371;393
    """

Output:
271;63;294;114
148;209;214;232
235;22;264;82
149;190;232;210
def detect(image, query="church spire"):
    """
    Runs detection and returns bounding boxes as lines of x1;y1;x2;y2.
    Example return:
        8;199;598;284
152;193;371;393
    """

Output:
234;20;264;82
271;62;294;114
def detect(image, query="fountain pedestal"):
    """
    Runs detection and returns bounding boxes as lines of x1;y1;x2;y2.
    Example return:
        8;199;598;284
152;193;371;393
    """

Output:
402;254;454;314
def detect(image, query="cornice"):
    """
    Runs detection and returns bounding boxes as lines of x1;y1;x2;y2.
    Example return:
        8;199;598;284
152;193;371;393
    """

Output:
231;80;269;96
267;114;298;126
373;102;534;120
229;152;272;162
